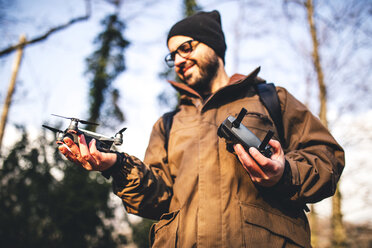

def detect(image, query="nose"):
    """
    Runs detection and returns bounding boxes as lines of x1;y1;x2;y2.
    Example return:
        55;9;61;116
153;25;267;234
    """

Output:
174;53;187;67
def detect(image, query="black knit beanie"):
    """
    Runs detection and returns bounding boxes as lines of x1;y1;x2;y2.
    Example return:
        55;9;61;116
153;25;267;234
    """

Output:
167;10;227;63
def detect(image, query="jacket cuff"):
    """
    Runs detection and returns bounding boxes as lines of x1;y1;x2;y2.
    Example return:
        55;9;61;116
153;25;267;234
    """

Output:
273;160;295;196
101;152;131;180
258;159;296;199
259;159;309;211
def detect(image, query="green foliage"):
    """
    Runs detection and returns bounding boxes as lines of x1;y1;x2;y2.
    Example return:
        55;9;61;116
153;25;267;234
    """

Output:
0;127;124;247
85;14;129;131
183;0;201;17
131;218;155;248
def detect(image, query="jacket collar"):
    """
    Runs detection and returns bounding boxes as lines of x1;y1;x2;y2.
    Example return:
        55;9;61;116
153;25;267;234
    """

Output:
167;66;262;100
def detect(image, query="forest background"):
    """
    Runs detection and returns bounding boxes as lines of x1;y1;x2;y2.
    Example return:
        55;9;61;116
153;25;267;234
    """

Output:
0;0;371;247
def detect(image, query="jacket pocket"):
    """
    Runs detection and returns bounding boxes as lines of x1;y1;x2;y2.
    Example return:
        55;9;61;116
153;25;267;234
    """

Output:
239;202;311;248
240;112;277;141
150;209;180;247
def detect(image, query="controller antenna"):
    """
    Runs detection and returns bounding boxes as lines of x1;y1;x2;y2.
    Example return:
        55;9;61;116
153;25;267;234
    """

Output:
114;128;127;145
232;108;247;128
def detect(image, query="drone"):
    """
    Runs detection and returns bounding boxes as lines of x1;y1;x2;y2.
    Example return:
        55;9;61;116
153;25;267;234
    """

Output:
42;114;127;153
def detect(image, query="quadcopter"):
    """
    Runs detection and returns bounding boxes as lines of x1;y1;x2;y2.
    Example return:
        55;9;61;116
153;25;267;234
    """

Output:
42;114;127;153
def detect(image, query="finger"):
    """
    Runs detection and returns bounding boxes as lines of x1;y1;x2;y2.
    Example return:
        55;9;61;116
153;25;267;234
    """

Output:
58;145;79;163
248;147;269;168
234;144;267;179
78;134;97;165
64;137;93;170
64;137;81;157
88;139;103;164
268;139;283;157
89;139;105;167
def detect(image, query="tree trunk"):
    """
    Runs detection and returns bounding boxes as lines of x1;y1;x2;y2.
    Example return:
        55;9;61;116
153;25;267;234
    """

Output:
306;0;327;128
305;0;346;247
309;204;319;247
0;34;26;152
331;184;347;247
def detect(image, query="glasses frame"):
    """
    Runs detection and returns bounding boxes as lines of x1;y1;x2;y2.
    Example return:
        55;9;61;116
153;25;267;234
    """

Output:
165;40;199;68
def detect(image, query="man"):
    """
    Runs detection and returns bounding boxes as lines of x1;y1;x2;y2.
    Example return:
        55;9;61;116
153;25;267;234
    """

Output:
59;10;345;247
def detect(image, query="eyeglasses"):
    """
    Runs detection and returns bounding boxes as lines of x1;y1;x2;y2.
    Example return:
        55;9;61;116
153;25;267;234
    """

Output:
165;40;200;68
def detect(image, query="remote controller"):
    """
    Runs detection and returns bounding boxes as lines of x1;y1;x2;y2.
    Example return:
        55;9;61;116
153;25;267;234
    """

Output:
217;108;274;158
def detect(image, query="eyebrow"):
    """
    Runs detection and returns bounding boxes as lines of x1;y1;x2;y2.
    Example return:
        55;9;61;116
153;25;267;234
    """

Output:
171;40;193;52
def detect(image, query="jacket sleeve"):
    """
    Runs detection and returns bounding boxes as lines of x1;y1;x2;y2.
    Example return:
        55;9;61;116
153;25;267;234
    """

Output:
273;87;345;205
110;118;174;220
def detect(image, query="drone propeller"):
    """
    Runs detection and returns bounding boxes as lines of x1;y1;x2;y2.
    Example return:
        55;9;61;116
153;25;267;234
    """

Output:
51;114;99;126
118;127;127;134
42;124;63;133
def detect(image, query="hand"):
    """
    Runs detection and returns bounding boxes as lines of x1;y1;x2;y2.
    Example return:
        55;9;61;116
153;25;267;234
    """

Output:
58;134;117;171
233;139;285;187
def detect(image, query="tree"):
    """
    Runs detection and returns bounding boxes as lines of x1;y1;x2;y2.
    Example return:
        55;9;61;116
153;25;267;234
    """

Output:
183;0;201;16
0;126;124;247
281;0;372;246
85;13;129;131
0;0;91;153
304;1;331;246
0;35;26;152
129;218;155;248
285;0;371;246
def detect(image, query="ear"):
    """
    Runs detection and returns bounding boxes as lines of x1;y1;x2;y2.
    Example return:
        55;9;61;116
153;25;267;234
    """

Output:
217;56;225;67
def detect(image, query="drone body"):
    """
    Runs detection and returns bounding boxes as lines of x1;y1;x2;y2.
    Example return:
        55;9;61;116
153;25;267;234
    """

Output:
42;114;126;153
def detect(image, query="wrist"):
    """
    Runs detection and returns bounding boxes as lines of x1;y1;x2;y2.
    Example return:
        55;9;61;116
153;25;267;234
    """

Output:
275;160;291;187
100;153;118;171
101;152;126;179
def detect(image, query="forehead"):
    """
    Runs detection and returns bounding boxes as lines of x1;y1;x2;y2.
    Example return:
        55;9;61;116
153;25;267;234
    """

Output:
168;35;193;51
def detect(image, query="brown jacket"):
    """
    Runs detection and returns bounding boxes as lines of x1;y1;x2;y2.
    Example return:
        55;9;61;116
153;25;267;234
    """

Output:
111;68;345;247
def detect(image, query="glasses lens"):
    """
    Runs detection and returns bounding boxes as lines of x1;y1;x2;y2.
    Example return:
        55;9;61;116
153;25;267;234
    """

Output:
177;41;193;57
165;53;175;67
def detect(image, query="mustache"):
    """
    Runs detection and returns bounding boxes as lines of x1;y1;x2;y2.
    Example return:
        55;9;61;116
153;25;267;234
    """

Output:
179;60;196;70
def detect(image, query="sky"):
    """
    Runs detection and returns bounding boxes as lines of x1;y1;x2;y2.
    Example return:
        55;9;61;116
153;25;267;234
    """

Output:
1;0;372;225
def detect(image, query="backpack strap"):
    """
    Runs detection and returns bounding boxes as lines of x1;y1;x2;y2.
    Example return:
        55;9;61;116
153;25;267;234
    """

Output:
256;83;285;147
162;83;285;150
162;109;179;151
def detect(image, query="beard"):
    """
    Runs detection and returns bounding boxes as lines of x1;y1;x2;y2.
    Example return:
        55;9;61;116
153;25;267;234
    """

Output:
184;52;219;95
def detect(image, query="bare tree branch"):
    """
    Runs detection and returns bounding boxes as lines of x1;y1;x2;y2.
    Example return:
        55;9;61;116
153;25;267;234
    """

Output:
0;0;91;57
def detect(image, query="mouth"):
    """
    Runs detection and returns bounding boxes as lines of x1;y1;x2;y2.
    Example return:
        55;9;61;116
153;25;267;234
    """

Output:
181;62;195;76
